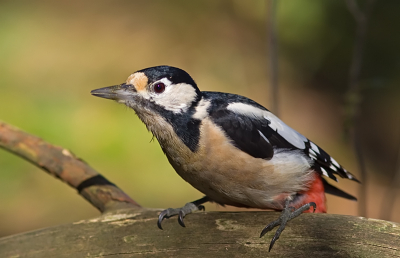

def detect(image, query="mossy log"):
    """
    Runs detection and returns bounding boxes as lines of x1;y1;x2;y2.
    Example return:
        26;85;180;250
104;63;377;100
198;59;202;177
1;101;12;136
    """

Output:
1;208;399;258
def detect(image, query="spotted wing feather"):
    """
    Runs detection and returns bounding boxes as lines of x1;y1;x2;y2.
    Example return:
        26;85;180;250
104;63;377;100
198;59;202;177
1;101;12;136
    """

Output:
304;141;359;183
203;92;359;184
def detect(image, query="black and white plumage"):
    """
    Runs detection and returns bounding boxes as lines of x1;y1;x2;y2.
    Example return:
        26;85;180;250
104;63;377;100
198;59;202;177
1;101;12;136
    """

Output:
91;65;359;250
200;91;357;184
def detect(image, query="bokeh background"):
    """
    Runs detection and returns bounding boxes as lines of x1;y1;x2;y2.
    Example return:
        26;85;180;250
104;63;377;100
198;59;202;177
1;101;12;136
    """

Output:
1;0;399;237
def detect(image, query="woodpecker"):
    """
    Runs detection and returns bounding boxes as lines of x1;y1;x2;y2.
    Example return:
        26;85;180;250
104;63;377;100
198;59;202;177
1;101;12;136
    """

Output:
91;66;358;251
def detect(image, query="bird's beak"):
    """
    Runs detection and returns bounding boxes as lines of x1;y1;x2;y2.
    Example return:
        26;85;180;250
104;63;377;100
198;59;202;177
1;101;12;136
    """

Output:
91;83;136;101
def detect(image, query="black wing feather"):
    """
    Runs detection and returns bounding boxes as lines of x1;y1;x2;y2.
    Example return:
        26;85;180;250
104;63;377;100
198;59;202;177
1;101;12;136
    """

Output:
303;140;360;183
211;108;274;160
322;178;357;201
202;92;359;184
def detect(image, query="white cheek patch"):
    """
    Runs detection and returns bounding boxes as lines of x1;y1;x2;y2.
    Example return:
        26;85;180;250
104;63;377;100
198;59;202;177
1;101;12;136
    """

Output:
151;82;198;114
193;99;211;120
227;102;307;149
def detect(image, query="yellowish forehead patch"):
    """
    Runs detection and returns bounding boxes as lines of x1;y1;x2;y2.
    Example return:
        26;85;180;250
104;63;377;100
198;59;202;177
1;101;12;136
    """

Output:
126;72;148;91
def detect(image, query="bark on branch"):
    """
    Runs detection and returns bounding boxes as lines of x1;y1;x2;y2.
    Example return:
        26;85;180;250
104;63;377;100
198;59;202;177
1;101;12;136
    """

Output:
0;121;140;213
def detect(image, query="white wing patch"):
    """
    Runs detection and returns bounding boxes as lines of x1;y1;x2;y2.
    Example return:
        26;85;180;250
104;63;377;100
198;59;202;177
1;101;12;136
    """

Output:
227;102;307;149
225;102;357;182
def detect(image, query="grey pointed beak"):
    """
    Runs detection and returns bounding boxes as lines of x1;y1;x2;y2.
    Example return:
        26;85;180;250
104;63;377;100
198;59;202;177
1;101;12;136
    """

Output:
91;83;136;101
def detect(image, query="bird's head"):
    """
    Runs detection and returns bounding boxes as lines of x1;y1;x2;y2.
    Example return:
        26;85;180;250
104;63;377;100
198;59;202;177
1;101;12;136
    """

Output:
91;66;202;118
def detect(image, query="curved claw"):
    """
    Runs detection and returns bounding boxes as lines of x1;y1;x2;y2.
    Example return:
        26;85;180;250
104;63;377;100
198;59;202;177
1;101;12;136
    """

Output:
157;210;169;230
260;220;280;238
156;197;209;230
198;205;205;211
310;202;317;213
269;234;279;252
261;201;317;251
178;210;186;227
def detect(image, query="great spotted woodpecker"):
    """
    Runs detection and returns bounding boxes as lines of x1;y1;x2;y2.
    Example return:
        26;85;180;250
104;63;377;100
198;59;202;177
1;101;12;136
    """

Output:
91;66;358;251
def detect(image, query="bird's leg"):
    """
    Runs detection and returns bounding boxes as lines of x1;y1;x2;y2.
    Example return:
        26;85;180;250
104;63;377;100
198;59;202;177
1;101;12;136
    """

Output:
260;199;316;252
157;196;210;229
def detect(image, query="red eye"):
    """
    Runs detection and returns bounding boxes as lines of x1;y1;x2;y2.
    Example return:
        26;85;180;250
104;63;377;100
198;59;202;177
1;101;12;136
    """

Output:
154;83;165;93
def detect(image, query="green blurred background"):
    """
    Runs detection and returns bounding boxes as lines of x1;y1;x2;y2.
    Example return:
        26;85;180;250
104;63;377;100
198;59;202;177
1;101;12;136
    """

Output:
1;0;399;237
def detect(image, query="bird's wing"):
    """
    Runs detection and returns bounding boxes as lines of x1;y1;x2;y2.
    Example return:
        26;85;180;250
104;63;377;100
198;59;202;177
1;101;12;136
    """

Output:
208;99;358;183
210;107;274;160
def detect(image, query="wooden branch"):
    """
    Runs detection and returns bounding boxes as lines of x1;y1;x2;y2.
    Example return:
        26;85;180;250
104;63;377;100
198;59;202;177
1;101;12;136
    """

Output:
0;121;140;213
1;122;399;256
1;208;399;257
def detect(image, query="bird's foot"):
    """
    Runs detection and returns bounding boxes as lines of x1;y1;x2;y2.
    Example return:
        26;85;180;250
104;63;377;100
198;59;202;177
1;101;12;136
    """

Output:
260;200;316;252
157;196;209;229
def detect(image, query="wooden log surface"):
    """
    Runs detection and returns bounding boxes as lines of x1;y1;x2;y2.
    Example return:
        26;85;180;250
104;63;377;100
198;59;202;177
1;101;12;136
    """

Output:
1;123;398;257
1;208;399;258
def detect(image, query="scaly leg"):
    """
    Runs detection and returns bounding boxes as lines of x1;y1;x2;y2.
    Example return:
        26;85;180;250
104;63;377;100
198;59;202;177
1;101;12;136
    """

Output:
260;199;316;251
157;196;210;229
